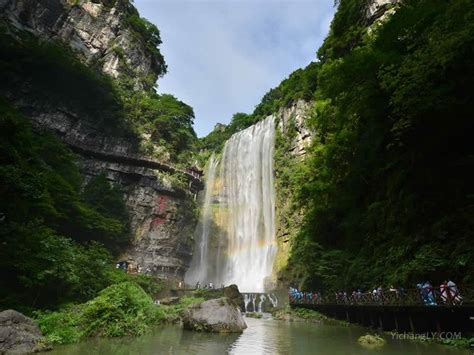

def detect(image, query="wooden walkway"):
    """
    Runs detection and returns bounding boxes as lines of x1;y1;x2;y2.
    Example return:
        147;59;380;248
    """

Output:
290;285;474;333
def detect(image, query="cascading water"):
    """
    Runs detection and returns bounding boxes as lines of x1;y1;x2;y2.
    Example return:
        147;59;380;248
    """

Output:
241;292;279;313
258;294;266;313
185;154;219;285
185;117;277;293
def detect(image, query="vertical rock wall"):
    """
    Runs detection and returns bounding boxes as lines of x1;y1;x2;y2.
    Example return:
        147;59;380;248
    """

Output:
0;0;199;279
0;0;163;90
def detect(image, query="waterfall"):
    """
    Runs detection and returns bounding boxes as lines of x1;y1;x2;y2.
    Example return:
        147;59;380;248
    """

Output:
258;294;266;313
185;154;218;286
241;292;279;313
267;293;279;308
244;294;251;312
185;116;276;293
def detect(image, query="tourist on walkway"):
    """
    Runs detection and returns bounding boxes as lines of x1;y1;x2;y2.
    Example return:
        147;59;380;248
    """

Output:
448;280;462;305
418;281;437;306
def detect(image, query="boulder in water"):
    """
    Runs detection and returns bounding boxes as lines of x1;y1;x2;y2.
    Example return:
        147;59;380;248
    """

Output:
358;334;386;348
182;297;247;333
0;309;50;354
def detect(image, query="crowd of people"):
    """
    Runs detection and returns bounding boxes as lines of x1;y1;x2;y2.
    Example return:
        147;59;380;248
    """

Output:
194;281;225;290
289;287;322;304
289;280;463;306
417;280;463;306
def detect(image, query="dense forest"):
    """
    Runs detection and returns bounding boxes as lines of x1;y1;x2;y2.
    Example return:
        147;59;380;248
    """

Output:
202;0;474;291
0;0;198;313
287;0;473;291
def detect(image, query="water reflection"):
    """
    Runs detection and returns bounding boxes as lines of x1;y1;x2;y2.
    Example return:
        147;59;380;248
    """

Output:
50;317;469;355
229;317;469;355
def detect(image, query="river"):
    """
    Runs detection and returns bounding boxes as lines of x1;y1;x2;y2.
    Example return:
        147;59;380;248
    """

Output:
48;316;469;354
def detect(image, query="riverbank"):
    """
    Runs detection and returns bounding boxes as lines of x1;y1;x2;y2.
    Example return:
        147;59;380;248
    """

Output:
272;305;349;326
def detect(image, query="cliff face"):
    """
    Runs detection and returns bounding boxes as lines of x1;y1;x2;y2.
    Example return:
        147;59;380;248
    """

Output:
0;0;199;279
0;0;164;90
276;99;313;157
365;0;399;23
81;157;197;278
271;100;313;283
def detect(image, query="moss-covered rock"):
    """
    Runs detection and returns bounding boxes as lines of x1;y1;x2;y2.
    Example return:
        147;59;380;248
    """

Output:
358;334;386;348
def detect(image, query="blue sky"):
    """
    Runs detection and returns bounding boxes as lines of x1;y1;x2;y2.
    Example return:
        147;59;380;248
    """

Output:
134;0;335;137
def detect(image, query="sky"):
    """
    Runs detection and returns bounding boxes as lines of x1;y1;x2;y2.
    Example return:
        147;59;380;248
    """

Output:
134;0;336;137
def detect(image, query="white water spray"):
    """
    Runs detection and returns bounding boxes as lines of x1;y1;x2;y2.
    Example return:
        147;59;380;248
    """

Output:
185;117;277;292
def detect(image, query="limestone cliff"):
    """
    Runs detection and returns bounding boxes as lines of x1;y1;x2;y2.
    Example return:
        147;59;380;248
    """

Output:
0;0;165;90
0;0;200;279
271;100;314;283
276;99;313;157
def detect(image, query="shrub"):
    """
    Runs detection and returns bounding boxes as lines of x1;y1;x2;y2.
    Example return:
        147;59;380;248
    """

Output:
35;282;160;344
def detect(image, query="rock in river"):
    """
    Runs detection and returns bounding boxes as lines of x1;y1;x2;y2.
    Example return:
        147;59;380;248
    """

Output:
183;297;247;333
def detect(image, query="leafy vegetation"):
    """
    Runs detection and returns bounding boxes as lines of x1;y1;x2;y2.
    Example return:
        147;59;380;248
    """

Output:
0;0;200;315
317;0;370;61
284;0;474;291
35;284;204;345
36;282;159;344
123;91;197;163
0;100;133;310
0;26;198;164
198;0;473;294
124;3;167;78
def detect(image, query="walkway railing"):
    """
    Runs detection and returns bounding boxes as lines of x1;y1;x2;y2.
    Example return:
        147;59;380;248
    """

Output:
290;285;474;307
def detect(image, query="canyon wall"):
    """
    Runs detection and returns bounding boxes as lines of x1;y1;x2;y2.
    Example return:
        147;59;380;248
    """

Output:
0;0;200;279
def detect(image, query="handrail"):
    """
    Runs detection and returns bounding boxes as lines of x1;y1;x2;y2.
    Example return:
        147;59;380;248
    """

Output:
289;284;473;307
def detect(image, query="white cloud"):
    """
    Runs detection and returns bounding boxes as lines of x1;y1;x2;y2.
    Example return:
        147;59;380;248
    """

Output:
134;0;335;136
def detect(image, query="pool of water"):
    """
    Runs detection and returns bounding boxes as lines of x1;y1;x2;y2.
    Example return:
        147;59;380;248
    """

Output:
49;316;470;355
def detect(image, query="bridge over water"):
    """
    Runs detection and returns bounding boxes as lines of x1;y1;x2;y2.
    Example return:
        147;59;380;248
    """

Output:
290;285;474;334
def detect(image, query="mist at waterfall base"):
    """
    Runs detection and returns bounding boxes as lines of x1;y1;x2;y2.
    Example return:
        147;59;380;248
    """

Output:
186;117;276;293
